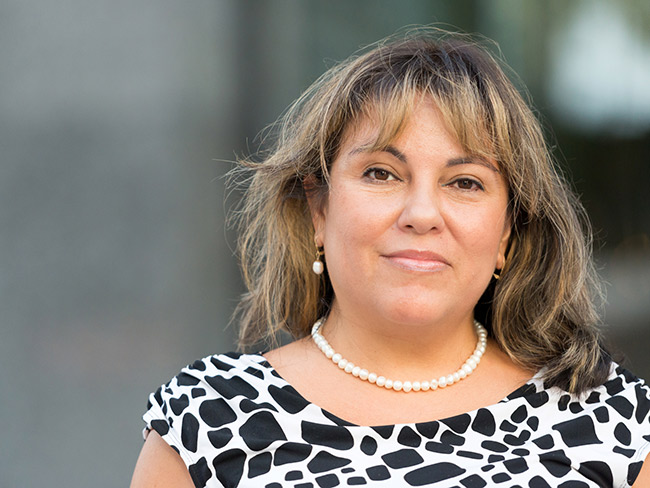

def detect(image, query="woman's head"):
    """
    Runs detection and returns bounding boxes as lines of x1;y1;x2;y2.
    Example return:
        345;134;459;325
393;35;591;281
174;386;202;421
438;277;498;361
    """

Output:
309;97;512;334
235;27;607;392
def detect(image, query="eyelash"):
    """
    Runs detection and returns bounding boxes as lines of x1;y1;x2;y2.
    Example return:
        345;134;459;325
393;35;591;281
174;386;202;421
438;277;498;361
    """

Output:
447;177;484;191
363;168;484;192
363;167;398;182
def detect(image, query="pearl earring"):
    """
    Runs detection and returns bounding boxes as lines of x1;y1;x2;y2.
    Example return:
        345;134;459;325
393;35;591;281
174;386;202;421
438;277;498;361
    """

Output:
493;258;506;280
312;241;324;275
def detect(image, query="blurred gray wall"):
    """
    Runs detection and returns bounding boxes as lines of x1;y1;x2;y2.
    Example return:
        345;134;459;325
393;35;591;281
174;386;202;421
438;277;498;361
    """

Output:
1;1;648;486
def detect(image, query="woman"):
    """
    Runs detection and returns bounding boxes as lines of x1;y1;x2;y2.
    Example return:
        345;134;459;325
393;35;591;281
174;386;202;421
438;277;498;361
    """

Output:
132;29;650;487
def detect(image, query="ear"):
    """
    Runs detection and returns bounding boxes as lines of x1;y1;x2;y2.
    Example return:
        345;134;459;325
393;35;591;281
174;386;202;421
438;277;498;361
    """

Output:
304;176;327;246
496;219;511;270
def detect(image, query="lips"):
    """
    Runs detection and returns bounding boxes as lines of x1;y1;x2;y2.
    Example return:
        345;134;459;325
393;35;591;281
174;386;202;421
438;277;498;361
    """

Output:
382;250;450;272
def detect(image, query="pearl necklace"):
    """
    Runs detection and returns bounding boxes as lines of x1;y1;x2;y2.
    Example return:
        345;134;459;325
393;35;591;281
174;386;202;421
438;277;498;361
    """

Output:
311;318;487;393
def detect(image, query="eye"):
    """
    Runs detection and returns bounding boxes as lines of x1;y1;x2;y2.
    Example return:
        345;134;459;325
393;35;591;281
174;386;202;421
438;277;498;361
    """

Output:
363;167;397;182
449;177;484;191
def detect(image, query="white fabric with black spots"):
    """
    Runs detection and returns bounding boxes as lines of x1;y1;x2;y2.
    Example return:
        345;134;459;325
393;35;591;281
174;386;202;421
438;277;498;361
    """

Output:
143;353;650;487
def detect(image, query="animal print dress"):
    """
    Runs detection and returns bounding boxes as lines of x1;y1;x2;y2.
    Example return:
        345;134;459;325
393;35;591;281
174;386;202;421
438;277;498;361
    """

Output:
143;353;650;487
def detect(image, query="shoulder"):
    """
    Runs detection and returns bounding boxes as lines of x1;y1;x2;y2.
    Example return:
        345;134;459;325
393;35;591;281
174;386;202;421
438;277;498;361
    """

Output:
594;364;650;435
142;353;291;464
145;351;287;414
152;352;277;400
178;351;276;396
580;364;650;485
141;351;326;487
472;363;650;487
576;363;650;420
524;363;650;486
529;362;650;425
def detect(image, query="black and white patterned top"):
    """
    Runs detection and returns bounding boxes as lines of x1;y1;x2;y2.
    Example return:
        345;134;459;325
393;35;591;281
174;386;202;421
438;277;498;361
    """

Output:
143;352;650;488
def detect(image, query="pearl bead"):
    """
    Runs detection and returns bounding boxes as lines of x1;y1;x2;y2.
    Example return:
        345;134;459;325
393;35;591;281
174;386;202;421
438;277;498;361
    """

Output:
312;260;324;274
311;319;487;393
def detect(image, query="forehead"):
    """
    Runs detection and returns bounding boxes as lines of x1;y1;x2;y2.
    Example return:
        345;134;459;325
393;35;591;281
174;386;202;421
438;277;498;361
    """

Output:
323;91;507;185
333;98;503;177
337;97;460;156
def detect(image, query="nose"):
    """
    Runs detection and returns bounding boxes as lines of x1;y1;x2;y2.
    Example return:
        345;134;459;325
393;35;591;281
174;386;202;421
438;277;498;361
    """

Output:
397;181;445;234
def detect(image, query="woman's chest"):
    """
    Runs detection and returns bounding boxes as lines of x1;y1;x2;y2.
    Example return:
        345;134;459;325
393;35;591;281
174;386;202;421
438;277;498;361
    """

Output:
193;404;630;487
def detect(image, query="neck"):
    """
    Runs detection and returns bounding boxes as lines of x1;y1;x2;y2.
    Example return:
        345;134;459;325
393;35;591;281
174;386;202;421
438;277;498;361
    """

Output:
320;305;481;381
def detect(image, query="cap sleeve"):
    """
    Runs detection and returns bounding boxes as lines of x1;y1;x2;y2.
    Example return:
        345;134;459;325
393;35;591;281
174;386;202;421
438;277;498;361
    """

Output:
142;372;202;468
608;366;650;487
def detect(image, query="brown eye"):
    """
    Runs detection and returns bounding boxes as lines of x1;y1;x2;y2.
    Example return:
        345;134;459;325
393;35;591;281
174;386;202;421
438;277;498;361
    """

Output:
457;178;474;189
374;169;390;180
364;168;396;181
451;178;483;191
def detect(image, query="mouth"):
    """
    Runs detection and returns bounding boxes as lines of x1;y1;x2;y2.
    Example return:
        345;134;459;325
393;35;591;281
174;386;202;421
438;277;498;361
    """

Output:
382;250;450;272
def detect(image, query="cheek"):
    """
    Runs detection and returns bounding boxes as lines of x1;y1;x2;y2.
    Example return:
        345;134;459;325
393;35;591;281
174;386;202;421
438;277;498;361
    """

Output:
323;195;371;248
451;206;509;258
321;191;395;269
325;188;378;233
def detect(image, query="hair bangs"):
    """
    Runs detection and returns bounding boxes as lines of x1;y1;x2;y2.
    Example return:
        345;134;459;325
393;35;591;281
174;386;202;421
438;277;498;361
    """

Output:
356;82;419;154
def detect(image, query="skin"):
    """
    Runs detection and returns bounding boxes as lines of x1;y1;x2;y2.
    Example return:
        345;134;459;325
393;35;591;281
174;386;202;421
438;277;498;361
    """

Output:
131;431;194;487
311;98;511;353
131;97;650;486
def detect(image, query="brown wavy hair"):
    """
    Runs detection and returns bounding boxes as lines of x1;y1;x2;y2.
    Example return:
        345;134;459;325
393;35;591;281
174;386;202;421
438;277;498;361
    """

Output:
231;27;610;393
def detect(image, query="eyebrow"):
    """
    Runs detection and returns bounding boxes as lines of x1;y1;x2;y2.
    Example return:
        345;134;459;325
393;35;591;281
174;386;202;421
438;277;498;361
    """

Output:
447;156;501;174
349;144;407;163
348;144;501;173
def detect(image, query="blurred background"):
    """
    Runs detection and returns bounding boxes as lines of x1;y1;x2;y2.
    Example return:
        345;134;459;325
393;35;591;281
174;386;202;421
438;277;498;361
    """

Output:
1;0;649;486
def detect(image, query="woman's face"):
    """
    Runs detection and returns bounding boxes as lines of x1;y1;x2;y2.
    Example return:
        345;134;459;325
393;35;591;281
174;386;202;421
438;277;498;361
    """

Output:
310;98;511;329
